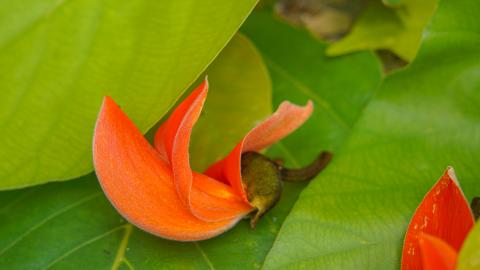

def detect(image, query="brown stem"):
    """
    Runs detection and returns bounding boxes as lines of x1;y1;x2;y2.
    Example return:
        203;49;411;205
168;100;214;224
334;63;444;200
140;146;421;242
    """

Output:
471;197;480;221
279;151;333;182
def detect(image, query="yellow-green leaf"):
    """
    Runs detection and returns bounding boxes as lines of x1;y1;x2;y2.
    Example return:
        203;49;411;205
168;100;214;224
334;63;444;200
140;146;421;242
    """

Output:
0;0;257;190
458;222;480;270
327;0;437;61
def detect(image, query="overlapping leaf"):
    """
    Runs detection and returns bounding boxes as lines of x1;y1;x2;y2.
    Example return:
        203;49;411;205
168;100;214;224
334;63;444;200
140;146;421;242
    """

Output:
0;0;257;190
327;0;437;61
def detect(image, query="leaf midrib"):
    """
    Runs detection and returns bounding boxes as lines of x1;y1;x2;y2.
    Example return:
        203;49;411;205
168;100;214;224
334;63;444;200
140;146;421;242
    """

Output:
40;225;128;270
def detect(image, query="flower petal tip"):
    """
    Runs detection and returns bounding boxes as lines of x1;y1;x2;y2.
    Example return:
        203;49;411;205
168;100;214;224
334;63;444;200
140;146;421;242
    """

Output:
401;167;474;270
446;166;459;185
96;96;123;124
306;99;314;109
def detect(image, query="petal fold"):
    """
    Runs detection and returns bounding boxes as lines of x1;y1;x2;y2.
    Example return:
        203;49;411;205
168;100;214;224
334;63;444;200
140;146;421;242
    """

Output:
401;167;474;270
93;96;248;240
154;80;251;222
154;81;206;209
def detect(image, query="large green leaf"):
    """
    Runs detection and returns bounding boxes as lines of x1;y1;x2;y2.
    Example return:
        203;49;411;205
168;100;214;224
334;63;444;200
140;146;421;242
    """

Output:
0;0;257;190
189;33;272;171
263;0;480;269
458;221;480;270
0;10;382;270
327;0;437;61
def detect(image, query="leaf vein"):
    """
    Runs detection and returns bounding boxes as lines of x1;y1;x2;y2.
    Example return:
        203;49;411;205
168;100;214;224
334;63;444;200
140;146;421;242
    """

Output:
194;242;216;270
263;56;351;130
111;224;133;270
0;192;101;257
40;224;127;270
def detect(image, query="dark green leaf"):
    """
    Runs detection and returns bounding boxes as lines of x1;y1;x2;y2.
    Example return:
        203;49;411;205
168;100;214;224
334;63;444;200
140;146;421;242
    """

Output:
263;0;480;268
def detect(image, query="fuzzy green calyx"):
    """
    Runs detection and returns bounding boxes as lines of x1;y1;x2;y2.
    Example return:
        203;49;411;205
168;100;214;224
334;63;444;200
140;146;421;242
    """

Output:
241;151;332;228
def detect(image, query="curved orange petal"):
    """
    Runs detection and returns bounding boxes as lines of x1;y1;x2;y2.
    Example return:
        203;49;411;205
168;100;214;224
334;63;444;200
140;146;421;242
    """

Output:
154;80;207;208
93;96;248;241
205;101;314;202
154;80;208;163
153;80;251;221
401;167;474;270
419;234;457;270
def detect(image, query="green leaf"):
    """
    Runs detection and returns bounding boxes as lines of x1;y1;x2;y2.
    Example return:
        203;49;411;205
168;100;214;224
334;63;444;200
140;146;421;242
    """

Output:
263;0;480;269
327;0;437;61
0;10;382;270
190;33;272;171
0;0;257;190
458;221;480;270
382;0;402;6
242;12;382;160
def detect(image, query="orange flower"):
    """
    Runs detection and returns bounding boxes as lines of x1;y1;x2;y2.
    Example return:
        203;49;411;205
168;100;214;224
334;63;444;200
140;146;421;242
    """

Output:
93;79;313;241
402;167;475;270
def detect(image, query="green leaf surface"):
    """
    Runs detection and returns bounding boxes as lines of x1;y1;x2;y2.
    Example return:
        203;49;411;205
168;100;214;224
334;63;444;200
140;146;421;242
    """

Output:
190;33;272;171
264;0;480;269
0;0;257;190
327;0;437;61
0;9;382;270
382;0;402;6
458;221;480;270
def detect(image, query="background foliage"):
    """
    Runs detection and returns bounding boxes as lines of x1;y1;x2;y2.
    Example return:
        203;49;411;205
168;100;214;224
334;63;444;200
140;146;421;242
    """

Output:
327;0;437;61
0;0;479;269
263;0;480;267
